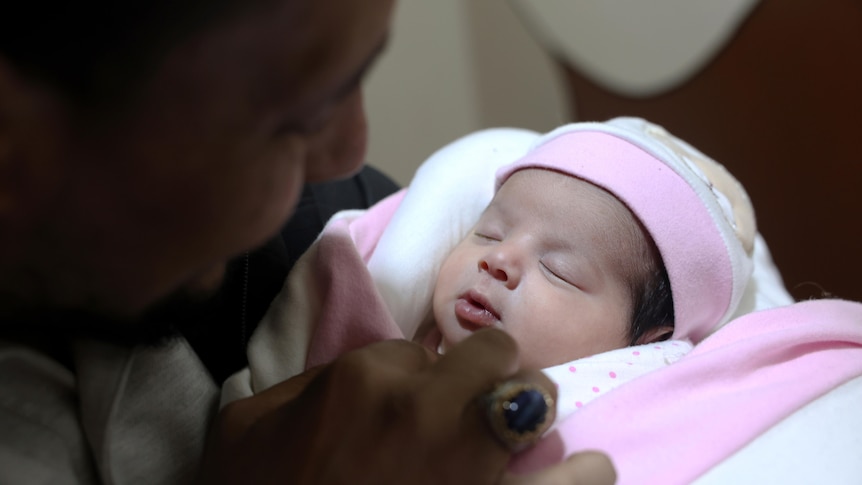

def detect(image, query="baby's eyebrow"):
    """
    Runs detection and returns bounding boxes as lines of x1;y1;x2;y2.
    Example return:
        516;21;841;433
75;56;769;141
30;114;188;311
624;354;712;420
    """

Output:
478;199;509;222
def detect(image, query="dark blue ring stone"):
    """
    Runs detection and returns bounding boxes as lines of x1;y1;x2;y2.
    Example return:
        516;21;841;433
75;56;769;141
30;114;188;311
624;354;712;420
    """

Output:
503;389;548;434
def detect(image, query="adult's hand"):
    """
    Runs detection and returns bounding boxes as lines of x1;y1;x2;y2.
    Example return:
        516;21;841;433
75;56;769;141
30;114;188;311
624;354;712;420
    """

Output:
198;329;615;484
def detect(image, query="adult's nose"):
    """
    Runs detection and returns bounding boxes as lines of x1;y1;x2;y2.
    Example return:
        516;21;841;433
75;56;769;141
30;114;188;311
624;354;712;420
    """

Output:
304;89;369;183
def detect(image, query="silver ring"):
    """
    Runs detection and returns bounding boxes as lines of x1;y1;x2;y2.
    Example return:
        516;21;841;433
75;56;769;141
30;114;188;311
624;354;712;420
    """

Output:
484;381;555;452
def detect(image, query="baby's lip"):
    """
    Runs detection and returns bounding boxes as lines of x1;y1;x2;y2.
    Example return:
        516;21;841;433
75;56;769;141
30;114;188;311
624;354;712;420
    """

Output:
454;290;501;329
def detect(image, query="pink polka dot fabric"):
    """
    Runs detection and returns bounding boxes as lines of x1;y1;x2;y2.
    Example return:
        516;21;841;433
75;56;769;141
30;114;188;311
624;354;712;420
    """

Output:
543;340;693;426
513;300;862;485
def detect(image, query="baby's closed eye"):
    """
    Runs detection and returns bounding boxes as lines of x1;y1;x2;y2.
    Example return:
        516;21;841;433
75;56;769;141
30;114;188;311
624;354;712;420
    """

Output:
540;259;581;288
473;231;500;242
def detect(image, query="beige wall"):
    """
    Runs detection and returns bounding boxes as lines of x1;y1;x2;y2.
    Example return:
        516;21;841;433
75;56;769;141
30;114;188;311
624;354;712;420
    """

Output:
363;0;567;186
363;1;757;186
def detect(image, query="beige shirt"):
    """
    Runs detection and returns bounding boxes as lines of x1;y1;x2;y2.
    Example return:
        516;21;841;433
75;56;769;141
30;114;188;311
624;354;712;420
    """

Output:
0;337;218;484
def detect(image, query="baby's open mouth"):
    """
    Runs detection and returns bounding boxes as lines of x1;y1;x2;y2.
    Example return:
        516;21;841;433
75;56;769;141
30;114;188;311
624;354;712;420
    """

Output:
454;291;500;329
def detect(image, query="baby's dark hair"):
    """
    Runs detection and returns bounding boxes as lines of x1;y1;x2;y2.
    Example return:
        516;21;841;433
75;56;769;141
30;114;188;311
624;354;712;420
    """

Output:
582;180;675;347
622;217;675;346
628;264;674;346
599;189;675;346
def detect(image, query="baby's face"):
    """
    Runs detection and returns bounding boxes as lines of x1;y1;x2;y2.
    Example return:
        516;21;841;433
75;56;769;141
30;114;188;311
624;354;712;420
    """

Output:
432;169;640;368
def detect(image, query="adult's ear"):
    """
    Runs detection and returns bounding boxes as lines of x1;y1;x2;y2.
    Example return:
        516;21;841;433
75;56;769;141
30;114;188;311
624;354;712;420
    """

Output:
0;57;16;217
0;55;68;229
635;325;674;345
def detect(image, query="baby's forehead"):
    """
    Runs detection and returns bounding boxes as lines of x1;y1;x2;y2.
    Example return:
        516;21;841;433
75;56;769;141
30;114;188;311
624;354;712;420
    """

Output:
493;169;647;250
496;168;630;217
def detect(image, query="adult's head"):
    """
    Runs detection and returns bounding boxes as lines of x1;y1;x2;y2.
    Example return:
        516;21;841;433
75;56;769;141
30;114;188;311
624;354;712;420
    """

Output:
0;0;395;330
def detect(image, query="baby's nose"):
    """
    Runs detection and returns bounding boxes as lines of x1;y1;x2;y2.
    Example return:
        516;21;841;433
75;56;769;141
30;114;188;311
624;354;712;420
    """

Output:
479;250;521;288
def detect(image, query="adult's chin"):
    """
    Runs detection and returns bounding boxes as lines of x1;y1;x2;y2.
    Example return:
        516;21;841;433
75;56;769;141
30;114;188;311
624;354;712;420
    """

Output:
90;264;228;347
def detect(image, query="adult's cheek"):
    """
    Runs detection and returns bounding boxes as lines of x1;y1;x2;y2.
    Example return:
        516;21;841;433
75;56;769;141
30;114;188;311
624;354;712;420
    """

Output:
304;89;369;183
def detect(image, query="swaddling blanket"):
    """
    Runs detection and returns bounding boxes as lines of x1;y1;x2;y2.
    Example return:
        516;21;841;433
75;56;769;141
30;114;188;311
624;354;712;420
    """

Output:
512;298;862;483
222;127;862;484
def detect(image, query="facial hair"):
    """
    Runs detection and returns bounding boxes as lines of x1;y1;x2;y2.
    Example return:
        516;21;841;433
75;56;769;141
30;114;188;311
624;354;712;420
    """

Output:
0;278;224;349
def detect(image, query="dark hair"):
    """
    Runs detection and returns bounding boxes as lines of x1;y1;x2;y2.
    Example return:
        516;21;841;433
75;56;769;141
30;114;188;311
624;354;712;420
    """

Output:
0;2;247;109
628;264;674;346
605;199;675;346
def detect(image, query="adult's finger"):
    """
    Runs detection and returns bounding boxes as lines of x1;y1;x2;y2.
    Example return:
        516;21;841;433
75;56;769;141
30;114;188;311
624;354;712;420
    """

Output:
402;329;560;482
200;340;445;484
432;330;559;450
255;364;326;406
433;329;558;408
203;335;550;485
502;451;617;485
217;340;436;442
211;364;327;453
277;336;515;484
429;328;520;400
330;338;440;383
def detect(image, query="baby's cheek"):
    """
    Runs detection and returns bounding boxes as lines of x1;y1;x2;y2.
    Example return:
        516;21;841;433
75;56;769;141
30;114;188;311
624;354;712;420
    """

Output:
516;334;555;369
